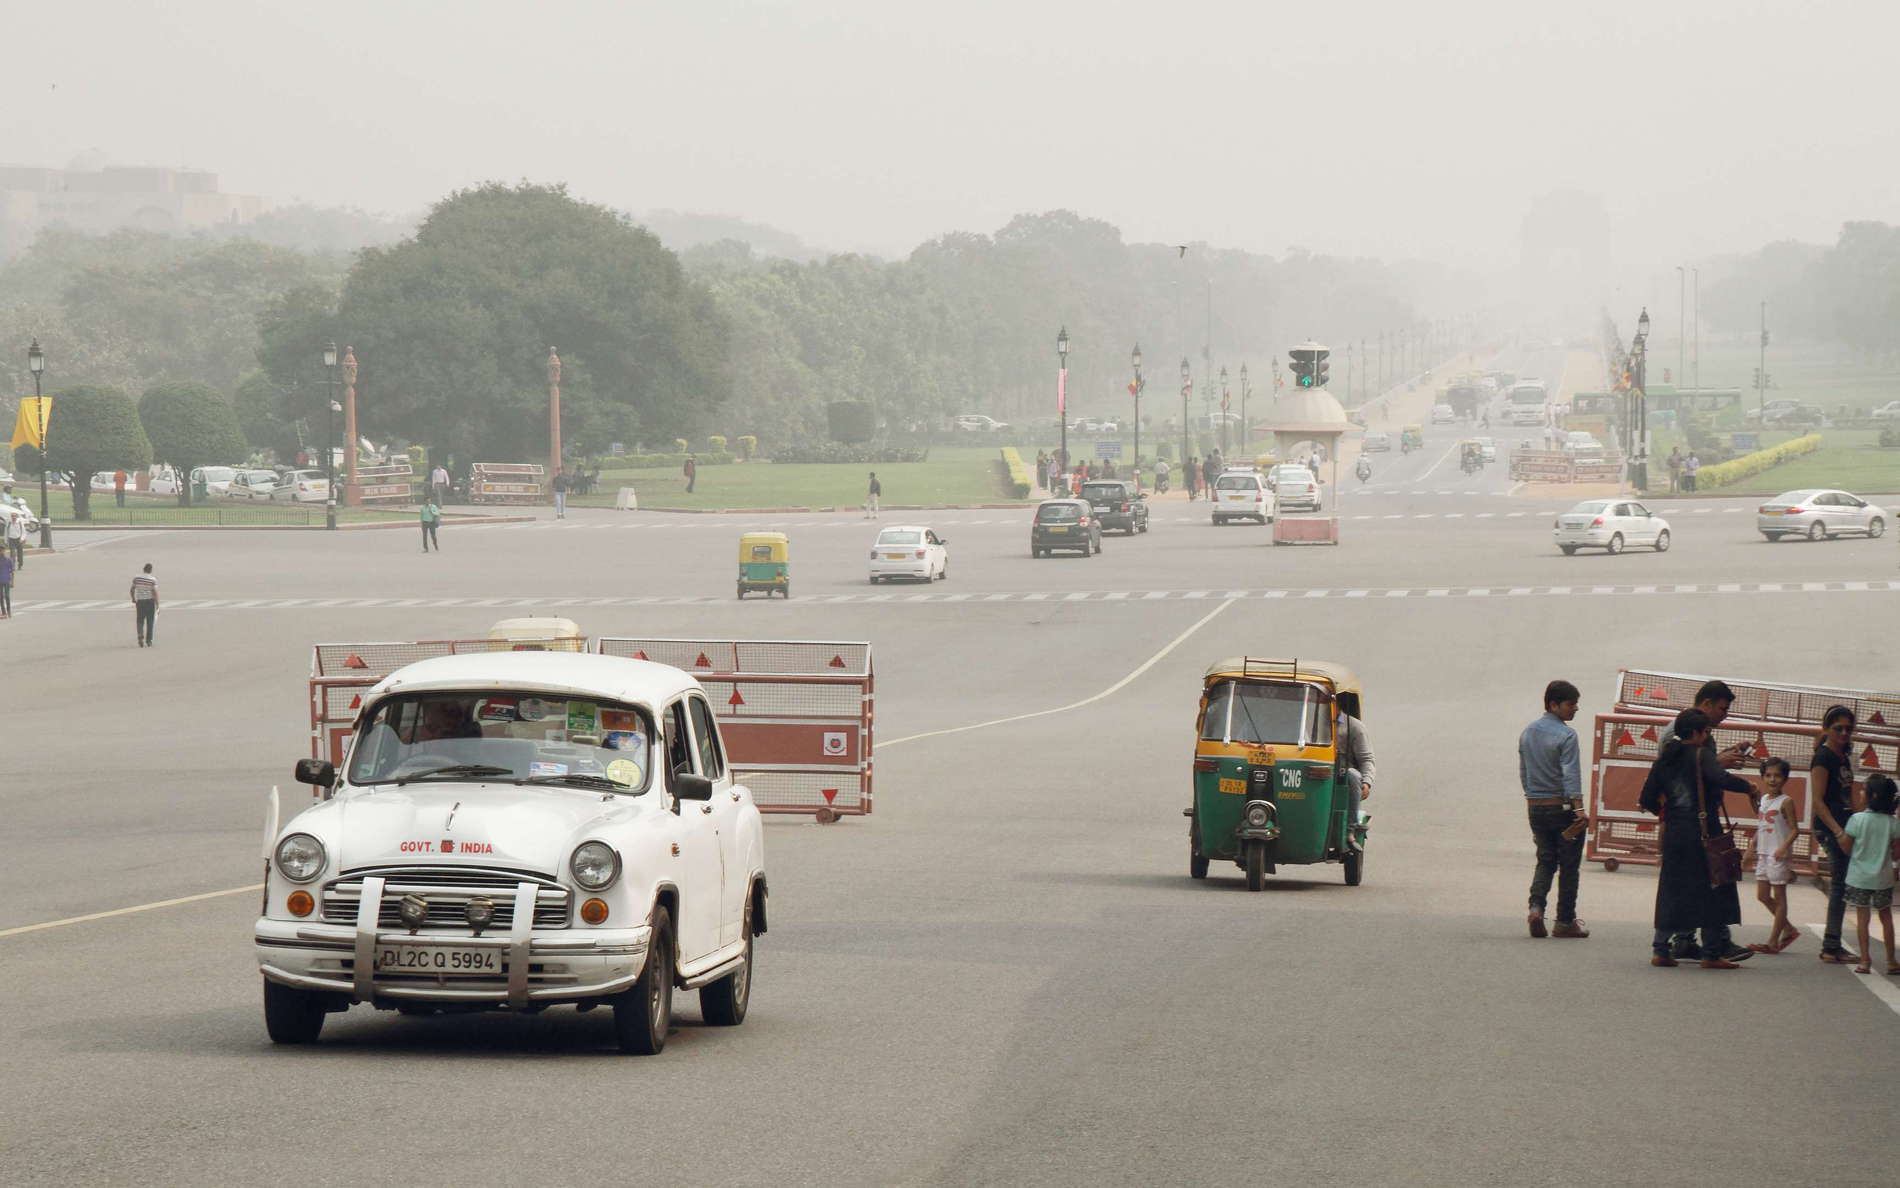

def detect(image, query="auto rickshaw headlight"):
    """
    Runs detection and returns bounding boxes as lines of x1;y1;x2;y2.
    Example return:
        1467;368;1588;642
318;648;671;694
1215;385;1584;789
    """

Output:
1245;803;1272;829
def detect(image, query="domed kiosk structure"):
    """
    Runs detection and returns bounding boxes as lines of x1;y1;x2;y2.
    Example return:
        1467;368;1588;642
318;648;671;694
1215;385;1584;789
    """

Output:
1258;348;1350;544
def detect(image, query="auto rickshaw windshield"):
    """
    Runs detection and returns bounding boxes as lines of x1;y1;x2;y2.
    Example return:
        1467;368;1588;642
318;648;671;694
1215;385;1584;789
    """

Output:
1200;680;1334;747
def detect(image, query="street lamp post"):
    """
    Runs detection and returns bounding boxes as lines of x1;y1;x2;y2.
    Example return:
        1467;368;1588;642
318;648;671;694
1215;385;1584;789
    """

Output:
1239;363;1250;456
1218;366;1230;456
1130;343;1144;491
27;339;48;548
1632;307;1650;491
322;341;339;530
1179;358;1191;498
1056;326;1069;482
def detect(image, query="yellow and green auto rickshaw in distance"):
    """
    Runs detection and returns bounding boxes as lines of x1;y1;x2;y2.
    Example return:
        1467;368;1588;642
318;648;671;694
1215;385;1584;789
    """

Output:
1186;658;1367;890
1400;424;1424;454
737;532;790;599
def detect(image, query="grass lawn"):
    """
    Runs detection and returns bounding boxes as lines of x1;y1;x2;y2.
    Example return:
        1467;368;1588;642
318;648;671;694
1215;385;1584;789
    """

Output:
1706;438;1900;496
572;447;1024;510
35;490;410;526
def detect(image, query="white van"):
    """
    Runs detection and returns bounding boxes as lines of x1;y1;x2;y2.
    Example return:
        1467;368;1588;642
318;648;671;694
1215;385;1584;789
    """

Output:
1211;469;1275;525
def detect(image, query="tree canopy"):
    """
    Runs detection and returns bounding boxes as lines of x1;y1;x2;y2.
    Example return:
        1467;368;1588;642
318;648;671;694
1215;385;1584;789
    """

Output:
38;385;151;520
138;381;249;504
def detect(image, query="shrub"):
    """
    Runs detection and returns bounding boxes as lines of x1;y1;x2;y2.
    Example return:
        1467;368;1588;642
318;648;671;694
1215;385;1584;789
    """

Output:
826;401;876;444
768;443;926;464
737;435;757;460
1696;433;1821;489
1880;428;1900;449
672;438;689;454
708;435;727;454
1000;446;1032;499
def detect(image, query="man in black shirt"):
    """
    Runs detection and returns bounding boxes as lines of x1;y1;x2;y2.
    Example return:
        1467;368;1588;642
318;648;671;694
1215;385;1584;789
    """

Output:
1812;706;1861;962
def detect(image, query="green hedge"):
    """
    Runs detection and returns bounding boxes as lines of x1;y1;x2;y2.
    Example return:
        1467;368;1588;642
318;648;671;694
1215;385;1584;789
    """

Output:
1697;433;1821;489
597;451;734;471
768;443;928;463
1000;446;1032;499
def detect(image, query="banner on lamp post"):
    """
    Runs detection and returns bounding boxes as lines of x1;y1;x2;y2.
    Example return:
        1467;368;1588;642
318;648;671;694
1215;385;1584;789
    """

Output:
10;396;50;450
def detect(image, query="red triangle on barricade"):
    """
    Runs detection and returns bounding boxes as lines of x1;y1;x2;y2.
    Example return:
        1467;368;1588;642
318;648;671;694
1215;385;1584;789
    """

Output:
633;650;649;661
1861;745;1881;769
1649;687;1670;701
344;653;368;669
1639;725;1657;741
728;688;746;707
828;654;846;668
1872;710;1888;727
695;653;712;668
821;788;838;804
347;693;361;709
1753;739;1770;759
1613;729;1635;749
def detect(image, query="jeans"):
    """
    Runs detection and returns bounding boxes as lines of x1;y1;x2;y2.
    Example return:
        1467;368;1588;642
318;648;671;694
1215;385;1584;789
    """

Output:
1527;804;1583;922
115;489;125;506
554;492;566;518
1653;924;1731;960
134;600;156;644
1818;829;1851;952
9;538;23;569
421;522;438;551
1;583;10;615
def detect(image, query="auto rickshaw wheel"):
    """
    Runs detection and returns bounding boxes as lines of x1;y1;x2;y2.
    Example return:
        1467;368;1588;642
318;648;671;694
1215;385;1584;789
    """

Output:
781;584;791;599
1244;840;1266;892
736;585;746;599
1190;819;1208;880
1343;848;1364;886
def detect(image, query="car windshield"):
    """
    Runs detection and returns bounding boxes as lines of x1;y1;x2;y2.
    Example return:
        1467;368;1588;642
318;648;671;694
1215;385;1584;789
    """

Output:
240;470;276;484
1081;484;1123;501
348;692;655;792
877;530;922;544
1200;680;1333;747
1037;503;1081;522
1214;475;1257;491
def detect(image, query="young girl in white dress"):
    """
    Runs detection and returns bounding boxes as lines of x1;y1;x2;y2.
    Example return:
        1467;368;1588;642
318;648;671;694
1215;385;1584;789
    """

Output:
1749;757;1800;954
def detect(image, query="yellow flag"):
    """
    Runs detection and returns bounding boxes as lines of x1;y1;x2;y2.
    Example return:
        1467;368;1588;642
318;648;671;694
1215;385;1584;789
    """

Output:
10;396;50;450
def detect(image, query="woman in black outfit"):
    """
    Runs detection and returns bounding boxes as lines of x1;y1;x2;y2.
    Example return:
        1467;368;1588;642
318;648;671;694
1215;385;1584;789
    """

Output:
1810;705;1861;963
1641;708;1745;968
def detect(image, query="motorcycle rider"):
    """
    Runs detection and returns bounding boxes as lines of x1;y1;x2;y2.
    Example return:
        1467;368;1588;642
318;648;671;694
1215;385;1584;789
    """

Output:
1355;456;1372;483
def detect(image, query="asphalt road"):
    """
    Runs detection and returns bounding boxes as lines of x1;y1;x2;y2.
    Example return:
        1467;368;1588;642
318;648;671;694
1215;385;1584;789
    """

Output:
3;425;1898;1186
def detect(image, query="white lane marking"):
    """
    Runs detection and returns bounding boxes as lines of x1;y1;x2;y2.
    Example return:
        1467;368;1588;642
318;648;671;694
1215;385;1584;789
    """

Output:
881;597;1235;749
0;883;264;939
1808;922;1900;1017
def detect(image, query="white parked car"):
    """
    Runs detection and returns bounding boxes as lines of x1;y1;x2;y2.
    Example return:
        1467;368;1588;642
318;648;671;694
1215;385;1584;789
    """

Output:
1554;499;1670;555
868;524;948;583
1869;401;1900;421
1211;468;1275;525
1266;463;1321;512
275;468;332;503
218;468;281;500
1757;489;1887;542
1430;403;1457;425
954;414;1008;433
1562;431;1604;459
257;650;766;1052
192;465;239;496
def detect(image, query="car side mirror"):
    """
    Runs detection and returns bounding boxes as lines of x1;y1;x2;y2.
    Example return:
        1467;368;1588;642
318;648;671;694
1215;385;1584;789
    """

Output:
674;773;714;801
295;758;336;789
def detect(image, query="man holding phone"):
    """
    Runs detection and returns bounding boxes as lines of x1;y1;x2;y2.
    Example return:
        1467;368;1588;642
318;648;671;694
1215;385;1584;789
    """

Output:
1521;679;1589;938
1658;680;1762;962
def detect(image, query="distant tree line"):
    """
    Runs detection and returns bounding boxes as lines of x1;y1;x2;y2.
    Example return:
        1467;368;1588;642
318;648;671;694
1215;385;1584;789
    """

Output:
1701;221;1900;361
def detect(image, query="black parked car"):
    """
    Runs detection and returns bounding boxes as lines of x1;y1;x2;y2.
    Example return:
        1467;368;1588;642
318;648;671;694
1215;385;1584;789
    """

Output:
1030;498;1102;557
1079;480;1149;535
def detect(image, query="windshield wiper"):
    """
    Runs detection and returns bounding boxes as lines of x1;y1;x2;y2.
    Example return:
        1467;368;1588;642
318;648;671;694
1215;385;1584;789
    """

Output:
392;763;517;786
521;773;637;792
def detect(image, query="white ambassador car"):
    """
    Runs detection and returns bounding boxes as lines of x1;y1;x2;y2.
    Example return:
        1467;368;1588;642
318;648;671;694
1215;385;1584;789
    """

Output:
1757;489;1887;542
256;651;767;1054
1554;499;1671;555
868;524;948;582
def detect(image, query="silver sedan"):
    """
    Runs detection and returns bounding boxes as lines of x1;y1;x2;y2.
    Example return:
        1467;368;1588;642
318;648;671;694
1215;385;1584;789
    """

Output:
1757;489;1888;542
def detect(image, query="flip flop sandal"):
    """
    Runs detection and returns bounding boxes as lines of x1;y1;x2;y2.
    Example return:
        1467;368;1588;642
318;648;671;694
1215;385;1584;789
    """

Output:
1819;951;1854;963
1886;966;1900;976
1853;965;1872;974
1745;943;1778;954
1772;932;1802;953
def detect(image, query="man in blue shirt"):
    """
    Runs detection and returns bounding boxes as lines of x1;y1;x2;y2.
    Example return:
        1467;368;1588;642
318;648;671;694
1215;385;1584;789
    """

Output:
1521;679;1588;938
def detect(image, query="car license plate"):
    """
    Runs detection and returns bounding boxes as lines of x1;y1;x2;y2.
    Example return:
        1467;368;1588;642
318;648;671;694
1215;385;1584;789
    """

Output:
375;945;501;975
883;553;907;559
1048;524;1069;532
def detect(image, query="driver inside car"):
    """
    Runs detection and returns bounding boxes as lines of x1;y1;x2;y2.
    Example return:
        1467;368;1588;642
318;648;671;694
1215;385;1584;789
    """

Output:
414;698;482;743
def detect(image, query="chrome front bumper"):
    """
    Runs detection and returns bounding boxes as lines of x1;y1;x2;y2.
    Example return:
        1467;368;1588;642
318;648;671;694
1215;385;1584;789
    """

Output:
255;875;651;1007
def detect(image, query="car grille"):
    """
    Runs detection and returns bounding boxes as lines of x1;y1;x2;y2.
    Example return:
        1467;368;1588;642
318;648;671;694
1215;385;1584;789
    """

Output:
321;867;570;929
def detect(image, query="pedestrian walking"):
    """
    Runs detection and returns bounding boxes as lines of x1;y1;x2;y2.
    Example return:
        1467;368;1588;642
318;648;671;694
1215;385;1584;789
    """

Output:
1658;680;1761;962
1203;453;1220;493
864;471;881;519
1811;705;1864;964
1639;708;1744;967
1841;774;1899;975
0;547;13;618
1035;451;1049;492
1521;678;1589;938
1746;758;1800;954
113;469;128;507
552;469;569;519
1155;457;1171;493
430;462;450;504
1684;452;1700;493
1666;446;1683;494
684;454;698;494
5;507;24;571
420;498;441;552
1187;456;1200;500
131;562;158;647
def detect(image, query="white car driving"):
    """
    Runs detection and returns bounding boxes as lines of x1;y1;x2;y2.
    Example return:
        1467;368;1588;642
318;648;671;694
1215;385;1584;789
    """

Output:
1211;469;1275;525
1267;464;1321;512
1757;489;1887;542
275;468;332;503
1554;499;1670;555
257;650;766;1053
868;524;948;582
1431;403;1457;425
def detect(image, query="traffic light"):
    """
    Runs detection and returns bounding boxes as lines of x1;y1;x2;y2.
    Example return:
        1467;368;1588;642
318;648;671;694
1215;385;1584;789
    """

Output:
1753;367;1762;388
1288;342;1331;388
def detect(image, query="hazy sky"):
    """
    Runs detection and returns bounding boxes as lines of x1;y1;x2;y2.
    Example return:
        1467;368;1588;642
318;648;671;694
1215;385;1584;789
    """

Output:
5;0;1896;279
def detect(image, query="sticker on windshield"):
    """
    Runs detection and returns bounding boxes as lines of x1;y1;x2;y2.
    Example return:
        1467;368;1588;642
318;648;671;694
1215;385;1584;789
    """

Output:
600;709;640;732
605;759;642;786
478;697;518;723
528;761;569;778
566;701;598;732
517;697;551;722
604;730;645;751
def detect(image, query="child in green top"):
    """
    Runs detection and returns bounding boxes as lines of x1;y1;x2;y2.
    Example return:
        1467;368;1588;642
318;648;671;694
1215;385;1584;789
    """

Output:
1842;773;1899;975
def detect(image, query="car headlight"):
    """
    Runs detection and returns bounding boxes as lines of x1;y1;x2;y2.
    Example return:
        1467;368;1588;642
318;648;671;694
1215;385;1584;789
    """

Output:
570;841;621;891
274;833;326;883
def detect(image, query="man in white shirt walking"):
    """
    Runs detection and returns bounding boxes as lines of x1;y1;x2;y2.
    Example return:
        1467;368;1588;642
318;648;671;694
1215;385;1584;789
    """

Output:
130;562;158;647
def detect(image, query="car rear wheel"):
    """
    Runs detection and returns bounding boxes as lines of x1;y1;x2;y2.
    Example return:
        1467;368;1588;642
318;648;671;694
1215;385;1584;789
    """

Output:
1868;517;1885;538
1606;533;1623;555
1762;532;1783;542
700;898;753;1027
1559;545;1578;555
1808;521;1826;541
613;907;673;1054
1654;529;1670;552
263;979;326;1044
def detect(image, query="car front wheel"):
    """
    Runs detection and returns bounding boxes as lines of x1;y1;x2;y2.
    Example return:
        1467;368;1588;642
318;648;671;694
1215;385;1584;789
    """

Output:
263;979;326;1044
613;906;674;1054
1654;529;1670;552
1868;517;1885;538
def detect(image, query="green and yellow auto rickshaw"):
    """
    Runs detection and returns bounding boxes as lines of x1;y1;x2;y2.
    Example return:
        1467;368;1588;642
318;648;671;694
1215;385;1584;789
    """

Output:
737;531;790;598
1186;658;1368;890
